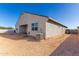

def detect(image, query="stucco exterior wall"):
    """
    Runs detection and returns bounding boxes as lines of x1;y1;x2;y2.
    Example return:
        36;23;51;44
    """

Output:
16;13;48;37
46;21;66;38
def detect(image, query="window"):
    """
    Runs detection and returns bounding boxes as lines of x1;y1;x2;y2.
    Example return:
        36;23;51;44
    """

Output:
32;23;38;31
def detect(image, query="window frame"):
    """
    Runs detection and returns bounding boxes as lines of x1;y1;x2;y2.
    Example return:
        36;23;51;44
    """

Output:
31;23;38;31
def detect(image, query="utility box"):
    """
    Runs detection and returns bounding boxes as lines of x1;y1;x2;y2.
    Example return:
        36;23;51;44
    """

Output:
36;33;44;39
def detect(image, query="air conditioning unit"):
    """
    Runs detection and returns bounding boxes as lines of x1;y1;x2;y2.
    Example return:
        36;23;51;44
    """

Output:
36;33;44;39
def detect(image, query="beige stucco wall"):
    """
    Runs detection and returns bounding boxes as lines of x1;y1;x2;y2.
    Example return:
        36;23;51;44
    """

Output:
16;13;48;37
46;21;66;39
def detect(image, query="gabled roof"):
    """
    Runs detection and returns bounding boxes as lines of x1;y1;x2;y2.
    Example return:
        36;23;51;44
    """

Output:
16;11;67;28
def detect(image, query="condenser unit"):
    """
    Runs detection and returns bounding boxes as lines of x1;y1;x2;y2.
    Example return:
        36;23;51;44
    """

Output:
36;33;44;39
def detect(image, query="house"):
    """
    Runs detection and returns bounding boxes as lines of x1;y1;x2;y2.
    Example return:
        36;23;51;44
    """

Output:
77;26;79;34
15;12;67;39
65;29;78;34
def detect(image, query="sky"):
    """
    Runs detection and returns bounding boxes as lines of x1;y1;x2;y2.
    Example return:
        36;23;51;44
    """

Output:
0;3;79;29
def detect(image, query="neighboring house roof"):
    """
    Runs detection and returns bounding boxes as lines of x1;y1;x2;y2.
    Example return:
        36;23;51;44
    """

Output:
16;11;67;28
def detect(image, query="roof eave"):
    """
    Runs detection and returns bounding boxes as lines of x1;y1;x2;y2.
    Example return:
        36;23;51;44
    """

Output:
48;18;67;28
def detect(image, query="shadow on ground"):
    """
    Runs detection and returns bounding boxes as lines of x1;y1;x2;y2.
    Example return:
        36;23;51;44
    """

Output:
0;30;40;42
50;34;79;56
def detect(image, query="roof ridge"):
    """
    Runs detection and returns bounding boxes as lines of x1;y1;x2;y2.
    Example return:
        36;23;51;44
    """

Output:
22;11;67;28
23;11;48;18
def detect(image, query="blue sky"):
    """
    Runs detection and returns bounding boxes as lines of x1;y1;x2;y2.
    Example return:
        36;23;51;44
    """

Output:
0;3;79;29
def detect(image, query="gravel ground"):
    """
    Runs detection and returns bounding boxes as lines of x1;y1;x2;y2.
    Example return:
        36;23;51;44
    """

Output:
0;33;69;56
50;34;79;56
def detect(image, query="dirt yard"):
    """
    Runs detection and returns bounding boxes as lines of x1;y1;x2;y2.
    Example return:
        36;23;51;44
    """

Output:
0;32;69;56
